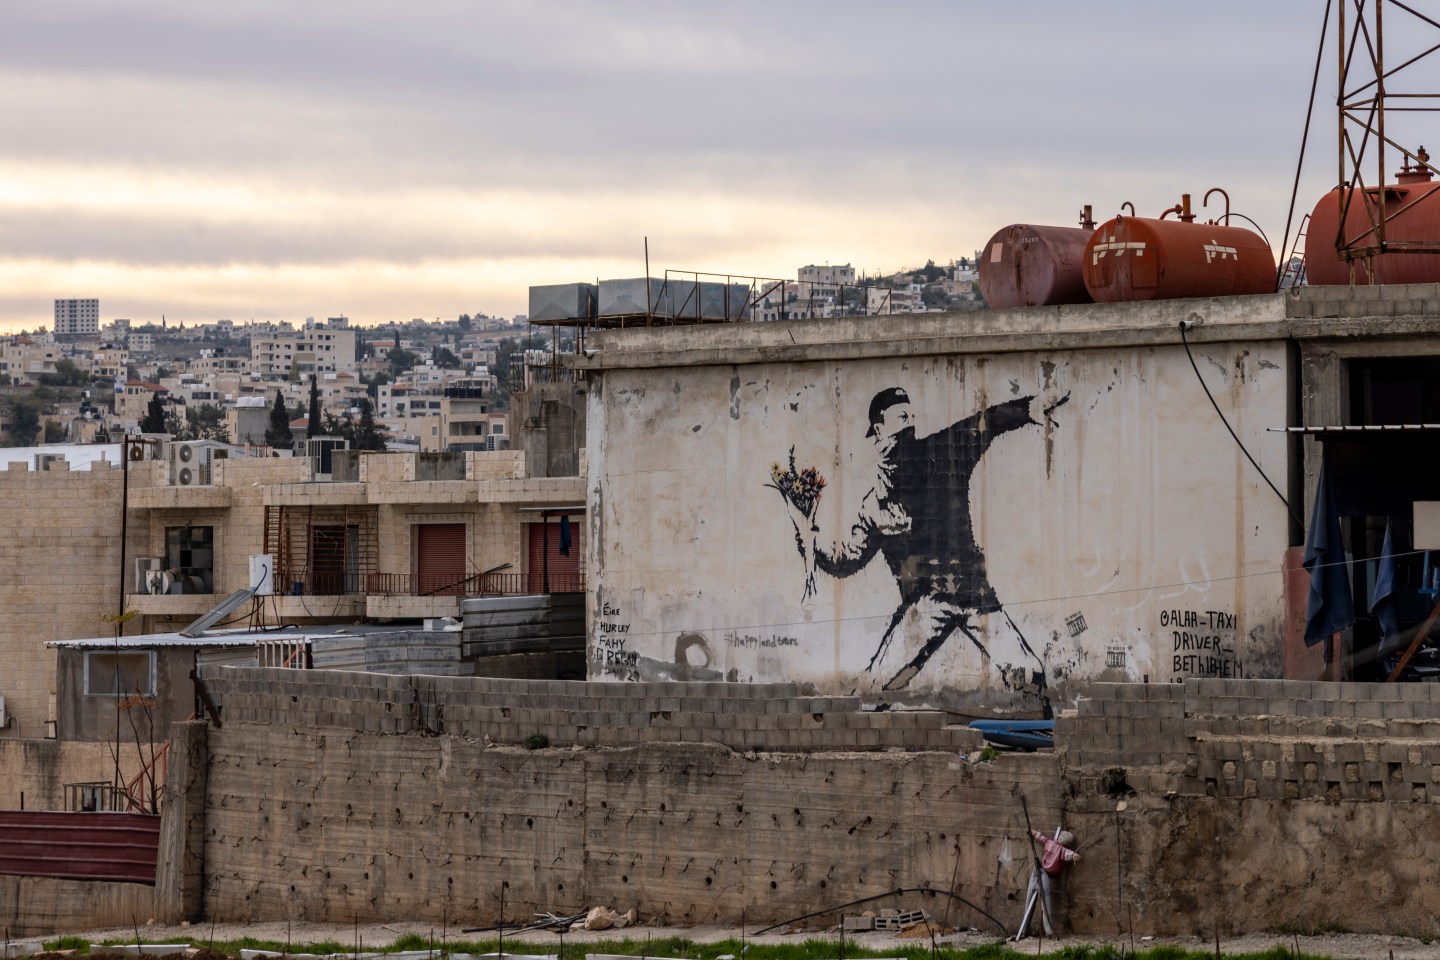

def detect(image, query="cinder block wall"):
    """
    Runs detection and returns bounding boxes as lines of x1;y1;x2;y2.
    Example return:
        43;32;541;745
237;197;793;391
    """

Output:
1286;280;1440;319
1060;678;1440;938
207;668;985;753
172;670;1440;937
199;723;1055;929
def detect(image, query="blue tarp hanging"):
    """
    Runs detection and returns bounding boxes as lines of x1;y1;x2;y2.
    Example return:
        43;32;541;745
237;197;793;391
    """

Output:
1370;519;1400;643
559;515;572;556
1303;458;1354;645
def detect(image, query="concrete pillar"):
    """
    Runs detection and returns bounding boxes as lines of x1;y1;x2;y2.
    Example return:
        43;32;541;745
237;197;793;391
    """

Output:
154;720;209;922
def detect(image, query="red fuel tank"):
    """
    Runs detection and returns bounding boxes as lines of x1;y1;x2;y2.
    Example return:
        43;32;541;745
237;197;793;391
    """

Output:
1306;162;1440;285
978;223;1094;309
1083;216;1276;303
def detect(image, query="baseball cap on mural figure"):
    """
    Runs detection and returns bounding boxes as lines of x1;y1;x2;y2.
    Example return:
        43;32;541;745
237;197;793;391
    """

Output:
866;387;912;439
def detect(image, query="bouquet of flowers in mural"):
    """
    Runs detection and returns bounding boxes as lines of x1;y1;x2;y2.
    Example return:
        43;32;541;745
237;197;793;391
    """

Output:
767;447;827;605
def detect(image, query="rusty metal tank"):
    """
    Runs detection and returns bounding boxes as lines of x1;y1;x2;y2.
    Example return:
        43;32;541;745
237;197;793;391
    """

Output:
979;223;1094;309
1082;207;1275;303
1306;153;1440;285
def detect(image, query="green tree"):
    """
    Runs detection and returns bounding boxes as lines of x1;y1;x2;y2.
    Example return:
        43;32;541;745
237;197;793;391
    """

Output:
457;314;472;333
43;420;66;443
433;345;461;368
388;347;419;377
186;403;229;442
40;358;89;387
307;375;322;438
322;410;346;440
351;398;387;452
7;399;41;446
140;394;167;433
265;389;294;450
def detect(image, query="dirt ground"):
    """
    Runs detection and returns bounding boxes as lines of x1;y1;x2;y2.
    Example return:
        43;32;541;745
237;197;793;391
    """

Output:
51;919;1440;960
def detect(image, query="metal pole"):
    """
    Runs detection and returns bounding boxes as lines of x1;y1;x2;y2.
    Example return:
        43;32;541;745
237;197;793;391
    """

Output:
1375;0;1386;259
118;436;131;621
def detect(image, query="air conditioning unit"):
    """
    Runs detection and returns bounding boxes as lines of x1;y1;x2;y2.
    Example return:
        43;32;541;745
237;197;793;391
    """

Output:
134;557;166;595
160;570;204;594
137;433;169;460
248;554;275;596
169;441;212;486
34;453;66;472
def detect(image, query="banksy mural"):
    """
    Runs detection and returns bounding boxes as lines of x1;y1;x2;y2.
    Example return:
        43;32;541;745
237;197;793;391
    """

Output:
587;343;1292;709
770;388;1069;709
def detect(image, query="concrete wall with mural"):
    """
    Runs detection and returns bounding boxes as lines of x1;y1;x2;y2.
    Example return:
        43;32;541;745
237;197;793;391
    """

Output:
584;300;1293;710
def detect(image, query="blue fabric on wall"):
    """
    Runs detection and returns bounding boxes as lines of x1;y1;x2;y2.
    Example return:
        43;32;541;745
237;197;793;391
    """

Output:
1303;460;1354;645
559;515;572;556
1370;519;1400;643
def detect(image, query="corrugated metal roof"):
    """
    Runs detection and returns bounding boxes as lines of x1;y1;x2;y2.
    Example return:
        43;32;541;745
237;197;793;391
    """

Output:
47;624;390;650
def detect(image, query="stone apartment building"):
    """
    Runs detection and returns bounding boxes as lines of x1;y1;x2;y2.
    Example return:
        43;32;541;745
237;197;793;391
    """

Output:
0;447;584;742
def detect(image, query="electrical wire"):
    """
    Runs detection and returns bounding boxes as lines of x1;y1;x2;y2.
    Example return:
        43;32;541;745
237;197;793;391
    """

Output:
1179;322;1302;531
749;885;1009;938
1275;0;1333;289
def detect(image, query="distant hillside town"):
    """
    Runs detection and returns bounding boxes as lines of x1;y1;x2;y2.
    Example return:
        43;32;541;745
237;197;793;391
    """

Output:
6;261;980;449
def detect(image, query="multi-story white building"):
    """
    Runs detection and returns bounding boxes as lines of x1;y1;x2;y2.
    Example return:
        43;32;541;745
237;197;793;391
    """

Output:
54;299;99;336
90;346;128;382
248;322;357;379
0;337;62;382
867;284;925;315
797;263;857;294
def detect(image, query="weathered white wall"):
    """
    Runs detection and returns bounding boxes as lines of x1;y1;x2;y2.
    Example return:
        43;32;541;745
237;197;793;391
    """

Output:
587;321;1291;711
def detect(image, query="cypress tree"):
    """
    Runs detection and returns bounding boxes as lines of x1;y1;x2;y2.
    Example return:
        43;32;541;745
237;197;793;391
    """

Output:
306;374;322;438
264;389;294;450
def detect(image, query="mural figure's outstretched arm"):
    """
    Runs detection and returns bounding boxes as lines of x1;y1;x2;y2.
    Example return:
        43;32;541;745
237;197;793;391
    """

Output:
935;392;1068;449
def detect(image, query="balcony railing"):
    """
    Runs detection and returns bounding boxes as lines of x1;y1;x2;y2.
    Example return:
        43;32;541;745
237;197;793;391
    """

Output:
364;570;584;597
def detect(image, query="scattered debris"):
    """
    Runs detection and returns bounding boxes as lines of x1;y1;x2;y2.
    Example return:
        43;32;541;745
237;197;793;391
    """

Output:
844;908;932;933
874;909;930;931
898;921;949;939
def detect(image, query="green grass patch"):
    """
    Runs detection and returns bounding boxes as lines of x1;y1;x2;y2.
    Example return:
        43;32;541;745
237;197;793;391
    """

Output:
25;931;1371;960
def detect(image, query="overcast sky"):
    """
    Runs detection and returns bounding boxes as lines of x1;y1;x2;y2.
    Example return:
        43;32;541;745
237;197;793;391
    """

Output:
0;1;1430;332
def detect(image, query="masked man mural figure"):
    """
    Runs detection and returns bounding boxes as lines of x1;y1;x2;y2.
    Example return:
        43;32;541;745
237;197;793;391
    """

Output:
781;387;1064;708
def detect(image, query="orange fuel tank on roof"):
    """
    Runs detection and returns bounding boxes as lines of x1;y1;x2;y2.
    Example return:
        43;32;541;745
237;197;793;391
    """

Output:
978;223;1094;310
1083;196;1275;303
1307;149;1440;285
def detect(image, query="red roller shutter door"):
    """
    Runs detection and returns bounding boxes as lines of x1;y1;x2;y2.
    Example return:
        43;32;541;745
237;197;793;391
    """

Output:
415;523;467;596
